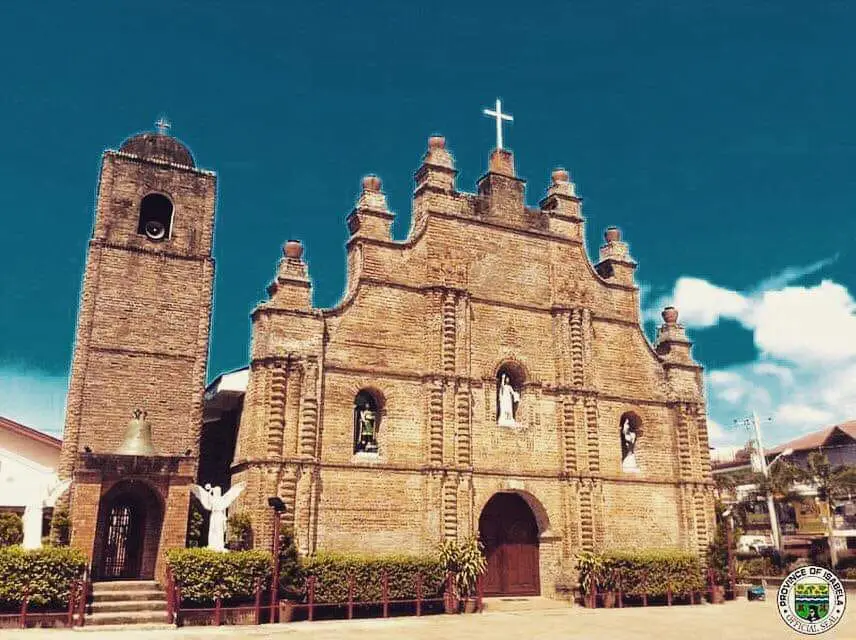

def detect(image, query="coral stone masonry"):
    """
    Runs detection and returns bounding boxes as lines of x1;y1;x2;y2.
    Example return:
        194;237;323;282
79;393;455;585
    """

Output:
60;125;714;599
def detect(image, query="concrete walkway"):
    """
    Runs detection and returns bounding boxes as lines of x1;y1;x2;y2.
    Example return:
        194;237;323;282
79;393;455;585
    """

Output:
1;599;853;639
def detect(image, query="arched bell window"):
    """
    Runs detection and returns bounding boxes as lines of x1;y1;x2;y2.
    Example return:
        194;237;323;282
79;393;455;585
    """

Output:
137;193;173;242
353;390;380;454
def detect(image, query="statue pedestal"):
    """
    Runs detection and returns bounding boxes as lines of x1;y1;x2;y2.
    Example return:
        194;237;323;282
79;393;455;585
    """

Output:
621;455;640;473
497;417;518;428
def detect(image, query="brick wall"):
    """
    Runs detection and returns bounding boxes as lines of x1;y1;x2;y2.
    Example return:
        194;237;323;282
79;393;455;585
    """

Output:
232;141;715;597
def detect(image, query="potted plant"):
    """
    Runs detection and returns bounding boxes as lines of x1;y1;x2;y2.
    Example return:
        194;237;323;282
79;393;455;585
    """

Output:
276;528;303;623
439;537;487;613
575;552;604;608
600;563;618;608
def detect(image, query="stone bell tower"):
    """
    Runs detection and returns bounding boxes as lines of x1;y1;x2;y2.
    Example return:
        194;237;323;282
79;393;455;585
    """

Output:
58;121;217;580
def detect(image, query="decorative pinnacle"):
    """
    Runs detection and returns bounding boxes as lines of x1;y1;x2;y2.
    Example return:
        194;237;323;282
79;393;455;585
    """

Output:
283;239;304;260
551;168;570;184
662;306;679;324
362;175;382;192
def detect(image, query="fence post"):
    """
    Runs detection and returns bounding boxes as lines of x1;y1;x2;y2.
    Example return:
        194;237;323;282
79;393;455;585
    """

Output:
707;568;714;603
77;571;88;627
19;594;28;629
667;585;673;606
175;585;183;627
165;567;173;624
214;596;222;626
382;570;389;618
254;579;262;626
348;575;354;620
445;572;455;613
67;581;78;627
308;576;316;622
416;574;423;617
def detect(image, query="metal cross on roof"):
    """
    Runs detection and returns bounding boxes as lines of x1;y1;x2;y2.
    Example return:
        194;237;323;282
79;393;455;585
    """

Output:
155;116;171;135
483;98;513;150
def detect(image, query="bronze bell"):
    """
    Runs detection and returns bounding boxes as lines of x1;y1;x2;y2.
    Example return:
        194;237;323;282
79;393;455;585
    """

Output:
117;408;157;456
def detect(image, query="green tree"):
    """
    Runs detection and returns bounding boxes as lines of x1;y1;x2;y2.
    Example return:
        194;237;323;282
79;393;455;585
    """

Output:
0;513;23;547
799;452;856;567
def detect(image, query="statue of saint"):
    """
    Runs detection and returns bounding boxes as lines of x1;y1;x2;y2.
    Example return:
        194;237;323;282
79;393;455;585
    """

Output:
621;418;640;473
22;478;71;549
497;373;520;427
189;482;246;552
357;402;378;453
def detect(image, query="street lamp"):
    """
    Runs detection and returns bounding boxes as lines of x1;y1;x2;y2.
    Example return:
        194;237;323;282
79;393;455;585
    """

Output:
268;496;287;622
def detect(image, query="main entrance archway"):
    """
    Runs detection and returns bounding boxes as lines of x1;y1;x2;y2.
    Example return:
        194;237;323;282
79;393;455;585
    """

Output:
478;493;540;596
93;480;163;580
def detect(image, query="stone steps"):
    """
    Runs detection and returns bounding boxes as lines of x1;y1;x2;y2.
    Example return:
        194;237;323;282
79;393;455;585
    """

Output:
481;596;570;612
86;581;169;627
83;611;171;626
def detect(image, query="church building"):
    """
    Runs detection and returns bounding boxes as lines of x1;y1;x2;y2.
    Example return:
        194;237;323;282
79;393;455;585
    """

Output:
59;115;715;597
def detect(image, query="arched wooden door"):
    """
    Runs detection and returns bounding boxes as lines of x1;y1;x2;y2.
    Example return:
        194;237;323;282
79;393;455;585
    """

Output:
479;493;540;596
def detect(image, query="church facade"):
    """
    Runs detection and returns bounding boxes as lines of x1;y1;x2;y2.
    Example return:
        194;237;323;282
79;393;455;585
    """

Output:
58;124;715;596
228;137;715;597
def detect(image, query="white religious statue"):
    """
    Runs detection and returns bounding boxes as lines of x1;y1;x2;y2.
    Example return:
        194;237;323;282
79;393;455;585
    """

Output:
189;482;246;552
23;477;71;550
621;419;640;473
497;373;520;427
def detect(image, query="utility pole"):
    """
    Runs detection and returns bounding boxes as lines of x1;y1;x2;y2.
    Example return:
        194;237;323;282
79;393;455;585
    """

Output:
735;411;783;551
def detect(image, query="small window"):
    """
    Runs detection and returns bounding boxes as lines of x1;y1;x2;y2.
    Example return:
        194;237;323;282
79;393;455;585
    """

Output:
137;193;173;242
353;390;380;454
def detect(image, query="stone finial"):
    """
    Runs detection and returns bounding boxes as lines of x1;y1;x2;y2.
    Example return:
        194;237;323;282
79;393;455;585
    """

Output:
422;135;455;170
662;306;679;325
598;226;633;264
362;175;382;192
547;167;577;198
283;239;304;260
356;174;389;212
605;226;621;243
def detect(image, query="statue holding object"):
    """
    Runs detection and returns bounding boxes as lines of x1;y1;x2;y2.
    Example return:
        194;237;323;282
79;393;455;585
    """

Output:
189;482;247;552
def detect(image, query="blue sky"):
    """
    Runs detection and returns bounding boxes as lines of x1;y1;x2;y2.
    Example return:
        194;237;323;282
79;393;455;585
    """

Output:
1;1;855;449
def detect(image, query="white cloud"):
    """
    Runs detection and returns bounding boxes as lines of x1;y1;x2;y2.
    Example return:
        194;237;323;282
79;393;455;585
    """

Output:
0;366;67;437
652;255;856;447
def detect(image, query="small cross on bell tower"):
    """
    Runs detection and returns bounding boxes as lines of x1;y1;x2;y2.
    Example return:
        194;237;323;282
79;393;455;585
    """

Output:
155;116;171;136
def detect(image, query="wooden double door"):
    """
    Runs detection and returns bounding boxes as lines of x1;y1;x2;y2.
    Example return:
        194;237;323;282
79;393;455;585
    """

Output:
479;493;540;596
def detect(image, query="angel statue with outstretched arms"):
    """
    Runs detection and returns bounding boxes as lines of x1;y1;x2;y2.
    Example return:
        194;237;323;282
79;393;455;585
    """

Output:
189;482;246;552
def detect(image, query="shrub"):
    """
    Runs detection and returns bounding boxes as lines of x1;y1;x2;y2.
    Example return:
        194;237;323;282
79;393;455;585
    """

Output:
226;513;253;551
277;528;303;600
738;557;775;577
50;510;70;547
166;548;272;605
600;549;705;596
0;514;23;547
185;501;205;548
0;546;86;610
300;552;445;604
438;537;487;599
835;556;856;571
843;568;856;580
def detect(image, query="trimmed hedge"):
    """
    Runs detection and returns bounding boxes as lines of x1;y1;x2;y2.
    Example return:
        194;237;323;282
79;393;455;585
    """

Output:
0;546;86;610
166;548;272;605
299;553;445;604
579;549;705;596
